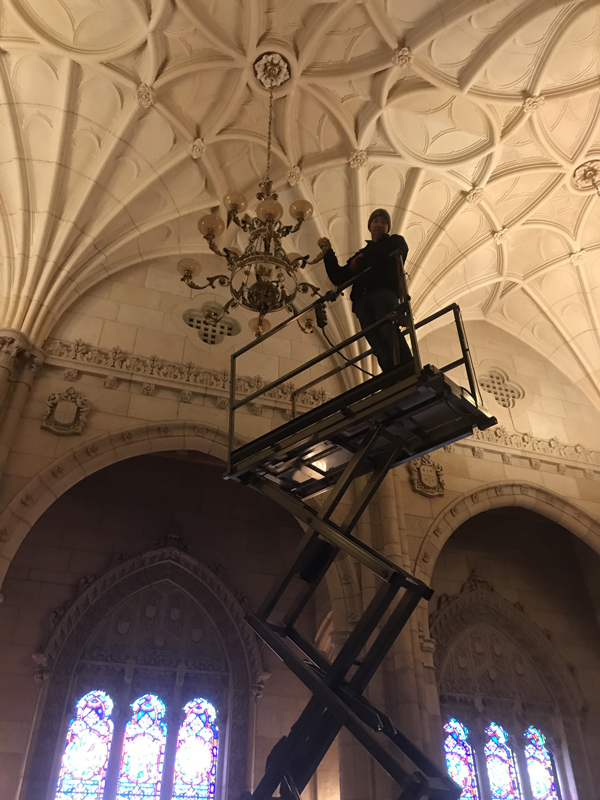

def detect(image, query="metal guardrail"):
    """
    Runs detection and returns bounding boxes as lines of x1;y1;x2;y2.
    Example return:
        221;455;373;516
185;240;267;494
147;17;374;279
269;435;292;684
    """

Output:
227;254;481;468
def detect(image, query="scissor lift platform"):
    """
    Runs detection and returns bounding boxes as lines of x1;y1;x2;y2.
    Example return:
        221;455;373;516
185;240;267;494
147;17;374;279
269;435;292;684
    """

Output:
225;264;496;800
228;361;495;500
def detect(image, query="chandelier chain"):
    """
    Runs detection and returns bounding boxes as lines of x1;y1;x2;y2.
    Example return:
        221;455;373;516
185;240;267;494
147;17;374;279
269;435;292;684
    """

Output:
266;88;274;185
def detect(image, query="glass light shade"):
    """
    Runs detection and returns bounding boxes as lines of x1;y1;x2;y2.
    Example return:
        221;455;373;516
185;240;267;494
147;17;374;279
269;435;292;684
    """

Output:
289;199;313;220
223;192;248;212
248;317;272;334
256;199;284;222
177;257;201;277
287;252;302;264
198;214;225;236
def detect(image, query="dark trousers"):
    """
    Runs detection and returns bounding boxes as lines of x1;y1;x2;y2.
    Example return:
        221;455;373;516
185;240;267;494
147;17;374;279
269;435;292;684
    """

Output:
354;287;412;373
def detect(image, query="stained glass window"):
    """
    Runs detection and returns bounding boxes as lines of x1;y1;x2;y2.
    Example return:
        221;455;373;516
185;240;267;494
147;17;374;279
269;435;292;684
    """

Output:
55;690;114;800
485;722;523;800
172;698;219;800
524;727;561;800
443;719;480;800
116;694;167;800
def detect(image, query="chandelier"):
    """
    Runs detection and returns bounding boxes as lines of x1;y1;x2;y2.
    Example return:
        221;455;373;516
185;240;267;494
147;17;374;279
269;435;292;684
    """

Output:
177;53;323;337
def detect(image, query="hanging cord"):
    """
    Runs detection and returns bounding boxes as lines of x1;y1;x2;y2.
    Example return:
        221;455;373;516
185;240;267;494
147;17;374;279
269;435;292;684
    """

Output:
322;326;375;378
316;304;375;378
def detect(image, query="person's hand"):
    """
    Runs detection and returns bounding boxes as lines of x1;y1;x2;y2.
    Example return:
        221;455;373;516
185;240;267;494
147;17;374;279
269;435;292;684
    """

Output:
317;237;331;252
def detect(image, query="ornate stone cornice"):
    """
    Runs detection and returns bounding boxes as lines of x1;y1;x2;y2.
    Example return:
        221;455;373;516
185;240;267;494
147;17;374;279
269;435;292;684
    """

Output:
466;424;600;468
43;338;328;410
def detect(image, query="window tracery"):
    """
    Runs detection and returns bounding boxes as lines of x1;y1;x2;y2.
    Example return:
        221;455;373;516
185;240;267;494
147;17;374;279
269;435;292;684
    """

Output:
484;722;522;800
442;718;563;800
56;691;221;800
54;690;114;800
443;718;480;800
173;699;219;800
116;694;168;800
524;727;561;800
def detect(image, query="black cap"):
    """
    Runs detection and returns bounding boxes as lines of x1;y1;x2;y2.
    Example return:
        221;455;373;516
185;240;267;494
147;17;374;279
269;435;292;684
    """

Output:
368;208;391;230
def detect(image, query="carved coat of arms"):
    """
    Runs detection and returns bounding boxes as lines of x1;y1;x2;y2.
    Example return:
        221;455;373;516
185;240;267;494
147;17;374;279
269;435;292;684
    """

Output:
42;387;90;436
409;454;445;497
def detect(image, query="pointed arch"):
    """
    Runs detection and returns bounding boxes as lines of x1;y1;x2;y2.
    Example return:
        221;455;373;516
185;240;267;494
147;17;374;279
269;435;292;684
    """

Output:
443;718;481;800
54;690;114;800
173;698;219;800
0;420;245;589
116;694;167;800
523;727;560;800
484;722;522;800
430;583;592;799
21;547;264;800
415;481;600;584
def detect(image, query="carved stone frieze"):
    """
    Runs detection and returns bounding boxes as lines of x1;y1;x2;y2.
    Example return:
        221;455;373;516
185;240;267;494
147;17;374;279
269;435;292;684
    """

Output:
41;387;90;436
468;424;600;467
43;338;327;411
409;453;445;497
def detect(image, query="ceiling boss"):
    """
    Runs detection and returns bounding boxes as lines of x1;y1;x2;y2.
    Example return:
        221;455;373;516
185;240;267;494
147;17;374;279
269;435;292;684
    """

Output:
177;53;325;338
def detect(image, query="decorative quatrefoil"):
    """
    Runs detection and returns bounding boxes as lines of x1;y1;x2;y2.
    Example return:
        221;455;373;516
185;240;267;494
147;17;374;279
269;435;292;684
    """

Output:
479;368;524;409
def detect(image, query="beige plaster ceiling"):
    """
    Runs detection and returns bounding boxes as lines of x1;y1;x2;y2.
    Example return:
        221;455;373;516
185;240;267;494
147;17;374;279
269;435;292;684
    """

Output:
1;1;600;402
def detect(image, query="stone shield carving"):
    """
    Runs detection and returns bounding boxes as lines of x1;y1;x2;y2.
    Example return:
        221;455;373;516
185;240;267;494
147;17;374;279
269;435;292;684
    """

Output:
42;386;90;435
409;453;445;497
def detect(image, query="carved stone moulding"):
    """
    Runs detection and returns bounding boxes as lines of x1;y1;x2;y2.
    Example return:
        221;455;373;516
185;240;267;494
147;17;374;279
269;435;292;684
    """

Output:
43;338;328;411
41;387;90;436
409;453;445;497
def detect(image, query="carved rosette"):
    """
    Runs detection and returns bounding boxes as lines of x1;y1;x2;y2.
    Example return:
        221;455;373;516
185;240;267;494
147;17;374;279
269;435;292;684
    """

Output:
42;387;90;436
189;138;206;159
348;149;368;169
253;52;291;89
136;83;156;108
287;165;301;186
392;46;414;68
409;454;445;497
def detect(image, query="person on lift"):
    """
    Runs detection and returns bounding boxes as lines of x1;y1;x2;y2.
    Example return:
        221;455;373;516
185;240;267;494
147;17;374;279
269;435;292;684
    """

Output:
318;209;412;374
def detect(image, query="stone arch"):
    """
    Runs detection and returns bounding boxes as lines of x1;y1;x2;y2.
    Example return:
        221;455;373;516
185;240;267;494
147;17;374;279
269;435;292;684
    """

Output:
0;420;240;588
430;582;593;799
415;481;600;583
22;546;265;800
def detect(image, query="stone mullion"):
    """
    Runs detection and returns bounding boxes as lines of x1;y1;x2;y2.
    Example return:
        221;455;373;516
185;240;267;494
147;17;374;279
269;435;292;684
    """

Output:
511;731;534;800
102;703;128;800
159;706;184;800
471;729;493;800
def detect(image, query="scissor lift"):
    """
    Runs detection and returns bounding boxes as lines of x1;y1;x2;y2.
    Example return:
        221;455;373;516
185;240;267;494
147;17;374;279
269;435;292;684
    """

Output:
225;259;496;800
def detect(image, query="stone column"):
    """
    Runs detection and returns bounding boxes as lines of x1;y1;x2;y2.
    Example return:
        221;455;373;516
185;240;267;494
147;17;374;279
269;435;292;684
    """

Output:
0;333;44;479
0;333;24;411
248;673;271;792
375;473;425;752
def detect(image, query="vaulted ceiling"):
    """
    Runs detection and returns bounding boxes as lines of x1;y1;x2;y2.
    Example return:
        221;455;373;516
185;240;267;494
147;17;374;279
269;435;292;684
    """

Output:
1;1;600;402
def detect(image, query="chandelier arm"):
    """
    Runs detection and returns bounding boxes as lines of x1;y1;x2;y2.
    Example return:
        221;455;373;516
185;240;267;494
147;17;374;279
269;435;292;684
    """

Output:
204;235;228;258
181;274;232;292
229;207;252;232
297;282;322;297
278;219;304;238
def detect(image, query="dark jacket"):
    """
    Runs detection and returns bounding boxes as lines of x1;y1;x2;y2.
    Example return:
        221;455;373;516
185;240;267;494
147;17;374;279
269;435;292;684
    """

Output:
323;233;409;308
